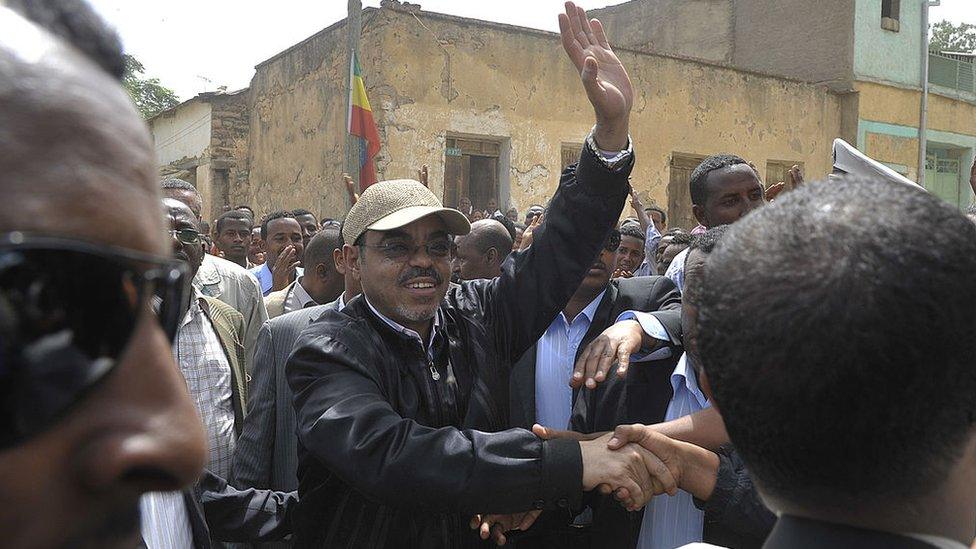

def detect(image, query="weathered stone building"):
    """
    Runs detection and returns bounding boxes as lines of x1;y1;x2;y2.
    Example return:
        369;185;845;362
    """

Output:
149;0;976;229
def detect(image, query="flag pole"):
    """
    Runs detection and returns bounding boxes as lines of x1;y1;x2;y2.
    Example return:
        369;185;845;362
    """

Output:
345;0;363;196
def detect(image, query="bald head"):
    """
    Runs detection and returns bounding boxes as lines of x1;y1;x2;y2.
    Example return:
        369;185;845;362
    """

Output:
0;5;161;254
302;226;345;304
452;219;513;281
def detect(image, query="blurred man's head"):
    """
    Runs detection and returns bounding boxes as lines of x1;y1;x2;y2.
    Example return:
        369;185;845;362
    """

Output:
525;204;545;224
234;205;254;222
301;227;345;304
658;232;691;274
571;229;619;306
506;207;519;223
343;180;469;336
645;205;667;233
680;226;728;373
690;154;765;228
291;208;319;250
160;178;202;220
214;210;252;268
261;211;304;267
248;226;265;266
0;4;207;546
452;219;513;281
163;199;204;281
698;178;976;540
615;223;645;273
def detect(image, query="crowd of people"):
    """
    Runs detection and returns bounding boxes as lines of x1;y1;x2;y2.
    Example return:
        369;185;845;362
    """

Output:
2;1;976;549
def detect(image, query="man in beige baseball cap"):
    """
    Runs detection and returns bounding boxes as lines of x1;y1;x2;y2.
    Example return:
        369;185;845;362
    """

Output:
285;3;671;547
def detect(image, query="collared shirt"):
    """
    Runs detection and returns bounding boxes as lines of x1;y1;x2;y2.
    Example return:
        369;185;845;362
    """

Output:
364;296;440;361
665;247;690;292
535;291;605;429
639;352;711;549
176;291;237;478
284;276;318;314
634;222;663;277
250;263;304;296
139;491;194;549
337;292;347;310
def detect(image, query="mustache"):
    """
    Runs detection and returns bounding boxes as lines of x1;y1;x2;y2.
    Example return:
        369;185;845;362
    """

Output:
398;267;443;285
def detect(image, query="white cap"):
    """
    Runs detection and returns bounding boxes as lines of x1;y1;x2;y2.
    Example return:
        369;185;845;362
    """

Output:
831;138;920;188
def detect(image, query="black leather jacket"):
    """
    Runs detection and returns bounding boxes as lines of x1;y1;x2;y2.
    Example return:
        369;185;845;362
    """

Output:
286;143;632;548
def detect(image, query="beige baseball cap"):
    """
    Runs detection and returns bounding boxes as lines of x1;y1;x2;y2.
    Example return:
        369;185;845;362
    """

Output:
342;179;471;245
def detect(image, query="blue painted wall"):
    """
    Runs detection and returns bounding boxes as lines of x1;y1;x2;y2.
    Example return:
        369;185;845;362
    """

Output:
854;0;924;88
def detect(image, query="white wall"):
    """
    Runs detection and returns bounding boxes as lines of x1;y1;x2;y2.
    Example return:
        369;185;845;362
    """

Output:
150;100;212;165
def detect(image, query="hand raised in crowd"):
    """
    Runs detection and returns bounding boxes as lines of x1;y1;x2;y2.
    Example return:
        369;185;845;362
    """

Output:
613;268;634;279
271;244;300;292
765;164;803;202
417;164;429;187
519;213;543;251
788;164;803;188
572;319;650;388
343;173;359;205
469;510;542;546
629;185;653;234
764;182;787;202
559;1;633;150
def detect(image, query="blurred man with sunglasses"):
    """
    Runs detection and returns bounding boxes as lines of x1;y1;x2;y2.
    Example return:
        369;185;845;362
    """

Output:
163;178;268;373
0;2;209;546
164;199;249;480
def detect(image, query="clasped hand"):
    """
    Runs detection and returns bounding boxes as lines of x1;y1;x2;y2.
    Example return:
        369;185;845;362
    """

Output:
471;425;682;546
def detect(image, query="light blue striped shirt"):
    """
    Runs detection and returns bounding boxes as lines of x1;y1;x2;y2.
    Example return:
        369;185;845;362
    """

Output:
534;291;605;429
638;352;710;549
620;311;711;549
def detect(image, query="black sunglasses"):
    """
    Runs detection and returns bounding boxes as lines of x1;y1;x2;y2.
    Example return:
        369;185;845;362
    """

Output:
0;233;191;449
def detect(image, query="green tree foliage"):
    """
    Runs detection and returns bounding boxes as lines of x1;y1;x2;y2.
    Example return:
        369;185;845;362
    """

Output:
929;21;976;53
122;54;180;119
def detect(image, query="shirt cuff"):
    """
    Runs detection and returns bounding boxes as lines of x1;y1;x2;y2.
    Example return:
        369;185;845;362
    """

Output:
585;127;633;170
615;311;673;362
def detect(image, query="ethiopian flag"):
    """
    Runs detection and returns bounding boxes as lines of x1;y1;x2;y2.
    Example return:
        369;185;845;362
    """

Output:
348;53;381;190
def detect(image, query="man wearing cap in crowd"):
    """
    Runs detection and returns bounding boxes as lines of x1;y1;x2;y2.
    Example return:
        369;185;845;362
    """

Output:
284;4;676;546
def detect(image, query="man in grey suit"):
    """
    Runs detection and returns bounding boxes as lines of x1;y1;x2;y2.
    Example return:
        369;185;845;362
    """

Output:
231;240;361;494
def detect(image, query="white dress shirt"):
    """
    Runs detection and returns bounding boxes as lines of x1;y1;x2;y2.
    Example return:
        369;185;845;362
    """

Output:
284;276;318;315
619;310;711;549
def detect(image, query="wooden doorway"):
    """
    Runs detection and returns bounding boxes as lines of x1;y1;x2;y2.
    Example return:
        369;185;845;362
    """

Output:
444;136;501;212
667;153;707;232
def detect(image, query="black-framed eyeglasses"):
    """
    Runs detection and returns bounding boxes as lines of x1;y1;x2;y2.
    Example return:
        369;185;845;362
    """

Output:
361;239;453;262
0;232;191;449
169;228;201;244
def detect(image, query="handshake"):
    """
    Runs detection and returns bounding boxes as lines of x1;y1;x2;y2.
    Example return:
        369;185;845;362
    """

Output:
472;422;714;546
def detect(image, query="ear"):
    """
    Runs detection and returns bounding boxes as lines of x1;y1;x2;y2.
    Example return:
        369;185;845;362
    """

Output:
315;263;329;280
333;248;346;275
344;244;361;276
692;204;708;227
485;247;497;264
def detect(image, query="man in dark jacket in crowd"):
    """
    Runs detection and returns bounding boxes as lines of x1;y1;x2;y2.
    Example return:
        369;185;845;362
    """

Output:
285;4;680;547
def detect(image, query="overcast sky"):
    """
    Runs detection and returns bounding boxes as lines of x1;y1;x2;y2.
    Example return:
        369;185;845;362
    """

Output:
87;0;975;101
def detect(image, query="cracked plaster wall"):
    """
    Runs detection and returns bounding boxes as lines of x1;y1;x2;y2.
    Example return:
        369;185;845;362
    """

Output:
243;6;842;223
